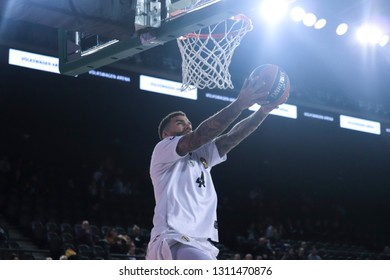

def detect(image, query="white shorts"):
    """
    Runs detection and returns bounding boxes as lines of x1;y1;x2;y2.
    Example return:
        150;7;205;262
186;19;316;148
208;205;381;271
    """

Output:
145;230;219;260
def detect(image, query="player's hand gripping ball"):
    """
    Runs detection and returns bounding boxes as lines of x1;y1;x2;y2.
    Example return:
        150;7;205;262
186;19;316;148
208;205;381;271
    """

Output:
248;64;290;106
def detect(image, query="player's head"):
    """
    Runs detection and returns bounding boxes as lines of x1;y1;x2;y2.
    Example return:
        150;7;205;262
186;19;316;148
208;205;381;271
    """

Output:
158;111;192;140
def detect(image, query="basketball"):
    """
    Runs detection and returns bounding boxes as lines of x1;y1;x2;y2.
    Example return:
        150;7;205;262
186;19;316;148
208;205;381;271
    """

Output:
248;64;290;105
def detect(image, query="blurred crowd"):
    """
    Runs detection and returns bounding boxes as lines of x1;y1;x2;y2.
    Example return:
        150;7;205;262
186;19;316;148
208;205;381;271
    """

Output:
0;153;389;260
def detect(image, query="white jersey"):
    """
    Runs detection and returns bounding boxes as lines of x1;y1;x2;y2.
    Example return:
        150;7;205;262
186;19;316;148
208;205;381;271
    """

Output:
149;135;226;242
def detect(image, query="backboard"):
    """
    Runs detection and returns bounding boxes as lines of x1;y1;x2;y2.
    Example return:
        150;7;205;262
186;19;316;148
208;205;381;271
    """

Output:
58;0;257;76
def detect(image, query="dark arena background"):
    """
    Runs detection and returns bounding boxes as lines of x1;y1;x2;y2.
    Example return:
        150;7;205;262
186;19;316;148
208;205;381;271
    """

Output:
1;0;390;260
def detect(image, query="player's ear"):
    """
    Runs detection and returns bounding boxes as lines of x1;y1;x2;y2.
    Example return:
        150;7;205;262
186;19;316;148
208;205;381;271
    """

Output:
162;129;170;139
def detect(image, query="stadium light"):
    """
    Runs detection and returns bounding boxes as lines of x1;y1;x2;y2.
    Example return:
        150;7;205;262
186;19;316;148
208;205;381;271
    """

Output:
356;24;384;45
260;0;290;24
336;23;349;36
314;18;327;30
290;6;305;22
379;34;389;47
286;3;389;50
302;13;317;27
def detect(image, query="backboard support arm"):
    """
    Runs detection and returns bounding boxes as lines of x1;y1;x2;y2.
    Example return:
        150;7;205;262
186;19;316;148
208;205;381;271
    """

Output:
58;0;256;76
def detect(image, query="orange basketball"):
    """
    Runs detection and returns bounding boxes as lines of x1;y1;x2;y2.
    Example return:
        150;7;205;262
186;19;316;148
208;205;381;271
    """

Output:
248;64;290;105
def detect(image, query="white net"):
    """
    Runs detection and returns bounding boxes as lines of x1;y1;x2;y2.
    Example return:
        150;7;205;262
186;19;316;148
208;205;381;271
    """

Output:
177;14;253;90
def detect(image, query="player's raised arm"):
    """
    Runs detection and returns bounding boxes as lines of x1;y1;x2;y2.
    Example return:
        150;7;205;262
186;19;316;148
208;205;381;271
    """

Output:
215;64;290;157
176;78;269;156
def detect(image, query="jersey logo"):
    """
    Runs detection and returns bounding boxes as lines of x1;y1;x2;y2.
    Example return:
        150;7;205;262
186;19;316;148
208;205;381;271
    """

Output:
200;157;208;169
181;235;190;242
169;136;176;140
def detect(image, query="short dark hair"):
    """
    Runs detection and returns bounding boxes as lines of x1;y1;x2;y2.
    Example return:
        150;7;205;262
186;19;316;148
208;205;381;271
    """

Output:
158;111;186;140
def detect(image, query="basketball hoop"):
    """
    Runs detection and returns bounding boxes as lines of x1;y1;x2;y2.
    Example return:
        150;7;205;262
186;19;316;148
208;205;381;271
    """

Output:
177;14;253;90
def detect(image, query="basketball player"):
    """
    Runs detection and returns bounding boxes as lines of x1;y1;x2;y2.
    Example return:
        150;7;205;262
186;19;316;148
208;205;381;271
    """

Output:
146;78;287;260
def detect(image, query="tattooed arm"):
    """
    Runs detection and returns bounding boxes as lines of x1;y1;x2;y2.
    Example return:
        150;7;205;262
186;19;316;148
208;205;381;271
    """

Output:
215;105;276;157
176;79;269;156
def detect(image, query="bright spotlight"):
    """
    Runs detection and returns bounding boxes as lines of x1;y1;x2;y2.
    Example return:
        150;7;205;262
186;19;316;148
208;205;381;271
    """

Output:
260;0;289;24
290;7;305;22
379;34;389;47
314;18;327;29
336;23;349;36
302;13;317;27
357;25;383;45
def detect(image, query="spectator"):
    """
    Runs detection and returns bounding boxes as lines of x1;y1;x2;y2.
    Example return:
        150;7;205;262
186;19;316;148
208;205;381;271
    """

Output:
252;237;273;260
307;247;321;260
129;225;147;249
75;220;95;246
244;253;253;260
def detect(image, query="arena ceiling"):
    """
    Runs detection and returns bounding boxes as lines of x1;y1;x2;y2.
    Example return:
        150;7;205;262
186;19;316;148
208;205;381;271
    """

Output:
1;0;390;121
